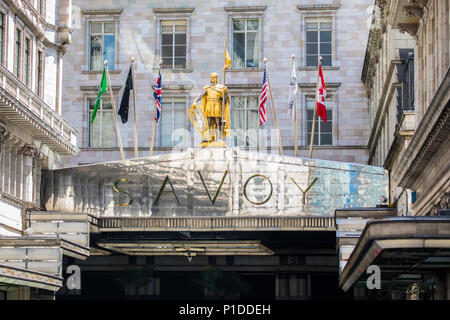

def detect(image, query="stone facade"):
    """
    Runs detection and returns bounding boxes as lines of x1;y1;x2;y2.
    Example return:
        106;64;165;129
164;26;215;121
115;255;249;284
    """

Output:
62;0;374;166
0;0;80;299
362;0;450;216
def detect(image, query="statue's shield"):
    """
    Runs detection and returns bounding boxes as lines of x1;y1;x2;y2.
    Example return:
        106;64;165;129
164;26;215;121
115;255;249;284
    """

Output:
188;104;209;135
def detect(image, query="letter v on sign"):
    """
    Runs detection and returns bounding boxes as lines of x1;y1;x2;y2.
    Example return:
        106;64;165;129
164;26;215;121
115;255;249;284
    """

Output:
198;170;228;206
291;177;318;205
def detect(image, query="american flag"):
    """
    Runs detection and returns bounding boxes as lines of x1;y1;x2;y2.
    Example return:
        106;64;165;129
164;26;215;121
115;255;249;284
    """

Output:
259;66;268;126
153;68;162;124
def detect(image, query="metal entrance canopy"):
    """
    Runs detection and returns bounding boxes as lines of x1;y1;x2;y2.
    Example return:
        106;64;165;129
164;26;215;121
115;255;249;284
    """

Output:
42;148;388;222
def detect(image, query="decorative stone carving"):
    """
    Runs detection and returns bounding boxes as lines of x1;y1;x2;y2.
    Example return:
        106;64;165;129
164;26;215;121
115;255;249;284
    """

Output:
398;23;419;37
403;6;424;19
21;146;39;158
410;0;429;9
431;192;450;216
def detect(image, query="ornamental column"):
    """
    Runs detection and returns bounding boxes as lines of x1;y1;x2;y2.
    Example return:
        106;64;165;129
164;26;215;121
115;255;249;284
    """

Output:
21;146;38;203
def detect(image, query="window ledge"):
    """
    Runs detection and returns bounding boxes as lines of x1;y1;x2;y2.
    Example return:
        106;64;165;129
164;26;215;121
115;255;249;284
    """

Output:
297;4;340;11
81;9;123;16
153;68;193;73
224;6;267;13
298;66;340;71
80;85;121;92
228;68;264;72
152;8;194;14
82;70;121;74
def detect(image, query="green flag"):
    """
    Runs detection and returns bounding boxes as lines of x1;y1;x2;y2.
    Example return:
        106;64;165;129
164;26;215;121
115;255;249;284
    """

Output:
91;68;107;123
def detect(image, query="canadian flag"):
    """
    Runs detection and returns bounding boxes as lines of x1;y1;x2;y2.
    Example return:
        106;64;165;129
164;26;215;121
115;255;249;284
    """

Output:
316;63;327;122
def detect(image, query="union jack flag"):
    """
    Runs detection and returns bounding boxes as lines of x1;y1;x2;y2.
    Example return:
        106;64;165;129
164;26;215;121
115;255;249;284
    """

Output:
259;66;268;126
153;68;162;124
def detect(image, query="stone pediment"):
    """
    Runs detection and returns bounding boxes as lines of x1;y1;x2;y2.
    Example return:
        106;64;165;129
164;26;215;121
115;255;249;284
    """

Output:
42;149;388;218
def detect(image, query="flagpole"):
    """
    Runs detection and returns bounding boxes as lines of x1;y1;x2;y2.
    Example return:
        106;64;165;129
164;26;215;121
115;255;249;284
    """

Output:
105;60;125;161
309;56;322;158
130;57;139;158
292;55;298;157
149;60;162;158
222;39;227;139
264;58;284;156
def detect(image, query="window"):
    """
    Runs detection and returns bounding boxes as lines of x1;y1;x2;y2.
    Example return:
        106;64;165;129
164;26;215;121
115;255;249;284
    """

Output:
14;28;21;78
88;98;115;148
232;96;259;146
306;21;332;67
160;98;186;147
232;19;259;68
161;20;186;69
37;0;44;16
89;22;115;70
306;96;332;145
0;13;4;65
24;38;30;86
36;50;43;97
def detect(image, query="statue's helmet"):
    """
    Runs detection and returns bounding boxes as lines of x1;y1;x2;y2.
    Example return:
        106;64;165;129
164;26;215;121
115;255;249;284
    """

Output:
210;72;219;84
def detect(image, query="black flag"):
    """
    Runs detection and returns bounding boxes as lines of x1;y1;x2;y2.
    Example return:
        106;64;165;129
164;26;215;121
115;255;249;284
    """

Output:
118;66;133;124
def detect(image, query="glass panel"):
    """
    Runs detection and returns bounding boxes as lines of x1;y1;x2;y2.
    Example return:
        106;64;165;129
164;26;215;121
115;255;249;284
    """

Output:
232;97;246;110
320;31;332;43
104;34;115;69
173;109;186;145
321;134;332;145
102;111;115;147
247;20;259;31
306;31;318;43
233;19;245;31
89;111;101;147
246;32;259;67
90;23;102;34
174;57;186;69
162;57;173;68
175;24;187;32
307;43;318;55
173;101;185;109
321;119;332;133
174;45;186;57
161;45;172;57
306;22;318;30
247;109;258;130
321;22;332;30
90;35;102;70
160;109;172;147
161;25;173;33
162;34;173;45
320;43;332;55
104;23;115;33
175;33;186;45
306;55;318;67
233;32;245;69
322;55;332;66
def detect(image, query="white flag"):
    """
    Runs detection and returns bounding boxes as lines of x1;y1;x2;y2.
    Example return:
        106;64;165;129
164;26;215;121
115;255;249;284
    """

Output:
288;59;298;118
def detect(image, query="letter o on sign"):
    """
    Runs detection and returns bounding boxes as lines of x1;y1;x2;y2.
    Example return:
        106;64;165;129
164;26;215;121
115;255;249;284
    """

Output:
243;174;273;205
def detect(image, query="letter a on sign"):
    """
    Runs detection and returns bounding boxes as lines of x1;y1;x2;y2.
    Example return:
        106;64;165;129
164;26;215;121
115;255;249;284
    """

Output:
154;175;181;206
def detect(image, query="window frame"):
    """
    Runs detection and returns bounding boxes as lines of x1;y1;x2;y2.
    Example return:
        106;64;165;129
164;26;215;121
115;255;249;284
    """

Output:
299;9;337;68
160;20;187;70
304;95;334;146
87;96;116;148
153;8;194;72
23;35;32;88
305;20;333;67
36;46;45;97
14;26;22;79
231;18;261;69
225;8;265;71
159;96;187;148
82;10;121;73
88;21;117;71
230;95;260;147
0;7;7;67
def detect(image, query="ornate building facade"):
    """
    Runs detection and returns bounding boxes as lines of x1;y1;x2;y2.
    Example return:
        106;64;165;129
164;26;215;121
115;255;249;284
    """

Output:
335;0;450;300
0;0;79;299
61;0;373;165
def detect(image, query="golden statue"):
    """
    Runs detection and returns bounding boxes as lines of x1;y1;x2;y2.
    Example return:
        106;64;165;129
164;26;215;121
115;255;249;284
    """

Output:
189;72;230;147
